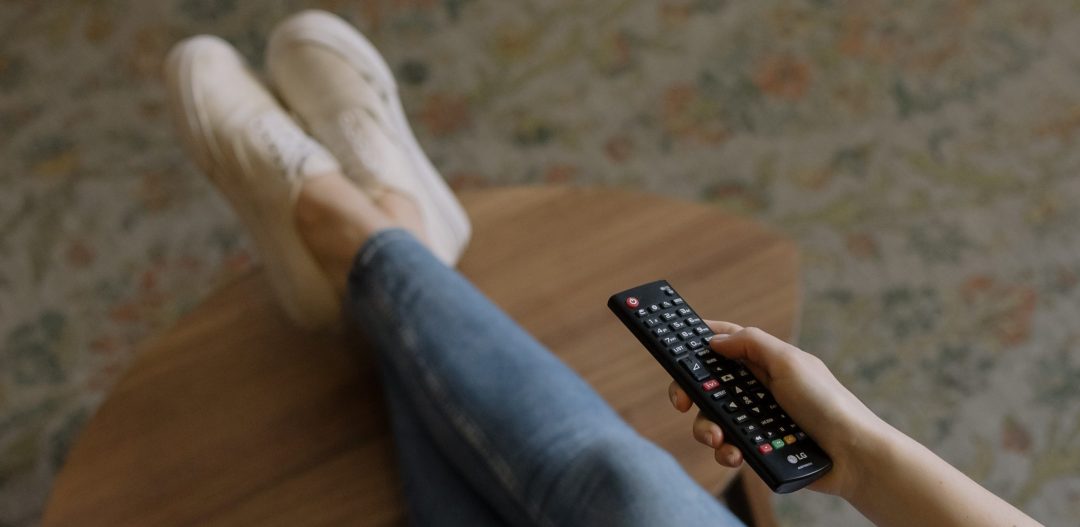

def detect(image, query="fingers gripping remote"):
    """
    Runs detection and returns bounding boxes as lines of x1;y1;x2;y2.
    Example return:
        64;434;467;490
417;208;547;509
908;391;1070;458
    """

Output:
608;280;831;493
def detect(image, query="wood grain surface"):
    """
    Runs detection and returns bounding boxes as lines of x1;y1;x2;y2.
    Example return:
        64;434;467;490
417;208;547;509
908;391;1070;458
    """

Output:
43;186;799;526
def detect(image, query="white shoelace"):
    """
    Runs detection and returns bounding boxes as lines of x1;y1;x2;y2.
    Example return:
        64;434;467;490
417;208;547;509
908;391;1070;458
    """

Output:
247;112;322;182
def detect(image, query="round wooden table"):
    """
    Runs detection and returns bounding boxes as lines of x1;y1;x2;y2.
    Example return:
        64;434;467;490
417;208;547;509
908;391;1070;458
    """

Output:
43;186;799;526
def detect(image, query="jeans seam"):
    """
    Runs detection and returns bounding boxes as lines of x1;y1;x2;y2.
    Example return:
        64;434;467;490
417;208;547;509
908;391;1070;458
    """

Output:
359;249;558;527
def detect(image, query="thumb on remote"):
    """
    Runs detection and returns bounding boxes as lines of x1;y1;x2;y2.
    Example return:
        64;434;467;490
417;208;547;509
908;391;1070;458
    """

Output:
708;327;797;379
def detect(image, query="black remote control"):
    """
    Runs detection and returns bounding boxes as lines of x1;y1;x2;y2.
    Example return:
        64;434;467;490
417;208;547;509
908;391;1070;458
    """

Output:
608;280;832;493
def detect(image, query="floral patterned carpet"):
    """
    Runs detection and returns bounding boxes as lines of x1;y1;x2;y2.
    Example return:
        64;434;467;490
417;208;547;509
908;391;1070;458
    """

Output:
3;0;1080;525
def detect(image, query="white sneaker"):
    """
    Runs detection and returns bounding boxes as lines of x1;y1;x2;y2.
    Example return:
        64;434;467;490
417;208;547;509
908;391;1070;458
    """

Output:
266;10;471;265
165;35;342;330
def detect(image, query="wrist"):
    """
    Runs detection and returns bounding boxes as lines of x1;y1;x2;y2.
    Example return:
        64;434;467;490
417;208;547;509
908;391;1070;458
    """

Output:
842;418;906;503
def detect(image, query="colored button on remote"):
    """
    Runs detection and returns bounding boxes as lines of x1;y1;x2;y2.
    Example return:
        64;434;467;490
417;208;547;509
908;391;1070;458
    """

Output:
625;297;640;308
758;443;773;454
701;379;720;391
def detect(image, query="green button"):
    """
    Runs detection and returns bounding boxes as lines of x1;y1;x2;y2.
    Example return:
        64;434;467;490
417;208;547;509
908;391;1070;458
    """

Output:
771;439;785;450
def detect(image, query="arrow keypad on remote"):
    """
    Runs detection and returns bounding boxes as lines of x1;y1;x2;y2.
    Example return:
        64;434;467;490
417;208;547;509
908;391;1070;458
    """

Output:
608;280;832;493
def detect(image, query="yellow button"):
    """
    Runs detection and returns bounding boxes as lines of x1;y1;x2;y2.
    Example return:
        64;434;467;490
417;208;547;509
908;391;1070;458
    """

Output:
783;434;796;445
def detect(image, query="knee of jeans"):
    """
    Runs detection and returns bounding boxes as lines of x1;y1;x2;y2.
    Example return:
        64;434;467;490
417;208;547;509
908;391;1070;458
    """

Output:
549;432;683;512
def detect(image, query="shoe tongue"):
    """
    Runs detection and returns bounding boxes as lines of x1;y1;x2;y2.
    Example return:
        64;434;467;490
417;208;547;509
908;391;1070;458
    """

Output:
246;112;340;182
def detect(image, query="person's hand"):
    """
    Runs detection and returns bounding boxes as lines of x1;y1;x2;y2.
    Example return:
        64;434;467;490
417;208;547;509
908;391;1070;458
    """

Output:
667;321;889;498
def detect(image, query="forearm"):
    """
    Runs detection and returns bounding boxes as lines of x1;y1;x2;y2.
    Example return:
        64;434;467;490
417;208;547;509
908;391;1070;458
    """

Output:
846;424;1041;527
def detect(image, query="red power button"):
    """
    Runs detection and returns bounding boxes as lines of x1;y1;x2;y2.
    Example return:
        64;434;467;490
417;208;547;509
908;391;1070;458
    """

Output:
625;297;640;308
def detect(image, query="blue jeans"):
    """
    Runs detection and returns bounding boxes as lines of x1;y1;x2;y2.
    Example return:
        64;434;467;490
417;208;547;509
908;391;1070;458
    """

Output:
346;229;744;527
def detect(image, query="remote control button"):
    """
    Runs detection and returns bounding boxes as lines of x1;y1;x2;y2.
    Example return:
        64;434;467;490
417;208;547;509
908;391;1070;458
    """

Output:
737;368;751;377
687;339;703;350
752;434;767;444
740;395;754;406
746;379;759;387
723;401;739;413
661;286;675;295
733;386;743;394
758;443;773;454
662;336;679;346
635;308;648;317
720;374;735;383
764;430;776;439
760;417;776;427
678;330;694;340
672;298;684;305
796;431;807;440
669;344;687;355
771;439;786;450
701;379;720;391
679;358;710;381
644;317;660;327
654;327;670;336
661;301;673;309
734;414;749;424
743;424;759;434
661;312;677;321
625;297;640;309
777;425;789;434
767;403;779;411
648;304;660;313
670;321;686;330
749;406;762;415
710;389;728;400
753;391;767;400
677;307;692;316
685;316;701;325
694;326;710;336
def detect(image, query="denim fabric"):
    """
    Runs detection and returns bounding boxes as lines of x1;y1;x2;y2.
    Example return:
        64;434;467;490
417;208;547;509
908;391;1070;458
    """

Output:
346;229;744;527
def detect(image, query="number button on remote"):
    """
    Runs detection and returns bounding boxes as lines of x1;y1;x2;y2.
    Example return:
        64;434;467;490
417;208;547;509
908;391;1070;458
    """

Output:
609;280;833;493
